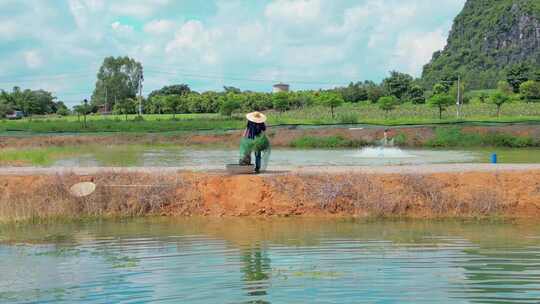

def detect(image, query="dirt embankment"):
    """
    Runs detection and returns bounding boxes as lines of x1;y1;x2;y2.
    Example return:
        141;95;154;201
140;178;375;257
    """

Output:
2;124;540;149
2;169;540;221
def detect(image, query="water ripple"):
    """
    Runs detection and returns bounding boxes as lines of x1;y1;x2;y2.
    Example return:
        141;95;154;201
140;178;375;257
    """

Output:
2;219;540;303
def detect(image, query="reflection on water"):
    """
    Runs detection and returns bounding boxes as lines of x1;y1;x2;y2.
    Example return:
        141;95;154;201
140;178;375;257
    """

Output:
2;218;540;303
53;147;482;168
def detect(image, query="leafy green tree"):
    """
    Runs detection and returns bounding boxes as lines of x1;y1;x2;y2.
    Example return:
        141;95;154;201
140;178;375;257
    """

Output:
113;98;136;121
199;91;221;113
428;94;454;119
489;92;510;117
73;99;92;128
318;92;344;118
163;95;188;119
382;71;413;101
497;81;513;95
148;84;191;100
533;70;540;82
337;82;368;103
520;80;540;102
223;86;241;94
219;94;241;116
433;83;448;95
91;56;143;110
56;107;70;116
242;92;273;111
365;82;384;103
407;85;425;104
0;101;12;118
272;92;290;112
377;96;399;116
507;63;530;93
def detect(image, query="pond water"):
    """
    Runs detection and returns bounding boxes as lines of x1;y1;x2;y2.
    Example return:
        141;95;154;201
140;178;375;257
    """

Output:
49;146;540;168
2;218;540;303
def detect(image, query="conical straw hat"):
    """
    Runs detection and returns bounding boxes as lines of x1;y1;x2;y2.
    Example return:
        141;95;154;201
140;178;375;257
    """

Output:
246;111;267;123
70;182;96;197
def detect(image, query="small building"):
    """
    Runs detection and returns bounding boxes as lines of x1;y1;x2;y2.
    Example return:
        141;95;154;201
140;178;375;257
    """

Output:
272;83;290;93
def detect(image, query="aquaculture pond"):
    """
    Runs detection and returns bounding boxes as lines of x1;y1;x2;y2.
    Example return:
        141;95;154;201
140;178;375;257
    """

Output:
2;218;540;303
3;144;540;168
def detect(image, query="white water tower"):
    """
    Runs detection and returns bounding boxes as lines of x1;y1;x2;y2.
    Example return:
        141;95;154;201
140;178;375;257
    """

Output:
272;83;290;93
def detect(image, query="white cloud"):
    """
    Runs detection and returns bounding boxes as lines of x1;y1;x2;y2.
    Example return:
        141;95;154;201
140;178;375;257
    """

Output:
166;21;217;50
68;0;104;28
111;21;134;36
165;20;222;65
0;20;18;39
0;0;466;102
144;19;175;35
109;0;171;18
265;0;322;23
23;50;43;69
391;29;447;76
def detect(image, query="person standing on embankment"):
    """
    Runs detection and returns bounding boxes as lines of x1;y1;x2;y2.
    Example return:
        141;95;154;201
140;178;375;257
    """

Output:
239;112;271;173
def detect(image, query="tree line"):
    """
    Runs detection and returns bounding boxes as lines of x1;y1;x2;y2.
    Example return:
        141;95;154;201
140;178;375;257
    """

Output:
1;56;539;120
0;86;68;118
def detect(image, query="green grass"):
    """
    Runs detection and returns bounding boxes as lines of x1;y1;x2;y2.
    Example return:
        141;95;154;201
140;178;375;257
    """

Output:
0;144;180;166
0;146;84;166
2;102;540;134
426;127;540;148
290;135;368;149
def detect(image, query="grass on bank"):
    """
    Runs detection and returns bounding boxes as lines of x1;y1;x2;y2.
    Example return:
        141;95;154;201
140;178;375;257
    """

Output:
426;128;540;148
0;144;181;166
2;102;540;133
290;135;368;149
289;127;540;149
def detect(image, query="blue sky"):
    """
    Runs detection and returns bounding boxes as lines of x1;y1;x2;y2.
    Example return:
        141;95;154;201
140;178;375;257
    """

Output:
0;0;466;107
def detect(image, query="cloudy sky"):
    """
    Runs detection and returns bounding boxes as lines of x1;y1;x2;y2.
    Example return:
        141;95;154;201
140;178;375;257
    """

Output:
0;0;466;107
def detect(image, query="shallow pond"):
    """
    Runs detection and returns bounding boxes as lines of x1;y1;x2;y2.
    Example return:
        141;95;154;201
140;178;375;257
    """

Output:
2;218;540;303
48;146;540;168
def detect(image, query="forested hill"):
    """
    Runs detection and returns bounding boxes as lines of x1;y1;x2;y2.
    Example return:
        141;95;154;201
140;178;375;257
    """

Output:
422;0;540;89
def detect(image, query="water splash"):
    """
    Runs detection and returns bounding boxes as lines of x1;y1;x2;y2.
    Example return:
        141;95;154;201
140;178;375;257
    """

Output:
353;146;416;158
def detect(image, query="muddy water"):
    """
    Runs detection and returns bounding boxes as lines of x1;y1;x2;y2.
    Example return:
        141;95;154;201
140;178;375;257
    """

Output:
50;147;540;168
2;218;540;303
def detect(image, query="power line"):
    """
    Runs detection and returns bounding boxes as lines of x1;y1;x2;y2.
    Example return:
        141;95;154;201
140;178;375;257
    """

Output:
144;68;342;86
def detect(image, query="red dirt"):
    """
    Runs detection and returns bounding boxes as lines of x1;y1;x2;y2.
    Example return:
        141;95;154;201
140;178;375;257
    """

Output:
2;169;540;220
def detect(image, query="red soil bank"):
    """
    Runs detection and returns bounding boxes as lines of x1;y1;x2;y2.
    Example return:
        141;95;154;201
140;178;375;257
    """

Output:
1;169;540;221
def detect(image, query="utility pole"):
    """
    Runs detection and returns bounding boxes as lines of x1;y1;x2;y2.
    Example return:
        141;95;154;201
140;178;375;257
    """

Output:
104;86;108;114
138;72;144;116
456;75;461;119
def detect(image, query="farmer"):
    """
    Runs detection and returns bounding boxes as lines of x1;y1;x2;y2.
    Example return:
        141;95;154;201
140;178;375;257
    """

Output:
239;111;271;173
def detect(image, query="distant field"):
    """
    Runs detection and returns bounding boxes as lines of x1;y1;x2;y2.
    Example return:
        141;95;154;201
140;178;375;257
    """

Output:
1;102;540;133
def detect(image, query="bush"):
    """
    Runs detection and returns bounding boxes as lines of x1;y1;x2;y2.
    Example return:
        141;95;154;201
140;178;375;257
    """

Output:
426;127;537;148
377;96;399;114
290;135;367;148
337;112;358;124
520;80;540;102
56;108;70;116
393;133;408;146
219;98;241;116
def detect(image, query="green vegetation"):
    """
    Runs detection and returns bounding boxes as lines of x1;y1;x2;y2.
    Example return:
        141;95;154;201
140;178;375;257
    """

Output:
422;0;540;90
426;127;538;148
377;96;399;116
520;80;540;102
290;135;367;149
0;144;179;166
91;56;143;111
428;94;454;119
0;87;67;117
3;101;540;134
489;92;510;117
